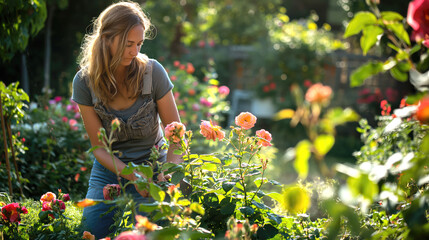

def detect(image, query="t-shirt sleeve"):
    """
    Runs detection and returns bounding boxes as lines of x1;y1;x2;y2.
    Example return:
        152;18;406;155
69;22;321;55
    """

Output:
151;60;174;101
71;70;94;106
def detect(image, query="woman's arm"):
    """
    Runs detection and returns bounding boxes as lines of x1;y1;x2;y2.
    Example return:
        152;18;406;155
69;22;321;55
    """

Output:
156;90;183;164
78;104;140;181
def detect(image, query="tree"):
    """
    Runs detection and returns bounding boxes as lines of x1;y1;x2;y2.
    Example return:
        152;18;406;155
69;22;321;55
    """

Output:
0;0;47;61
0;0;47;95
43;0;68;91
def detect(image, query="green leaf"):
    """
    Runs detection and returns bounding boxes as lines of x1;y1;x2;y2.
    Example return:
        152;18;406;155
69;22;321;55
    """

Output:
220;198;236;215
150;226;181;240
171;171;185;184
179;230;213;240
347;174;378;201
350;61;384;87
201;163;217;172
200;155;221;163
410;44;422;55
239;206;255;215
252;200;270;210
322;199;361;240
294;140;311;179
344;11;377;38
149;183;165;202
203;193;219;208
254;177;267;188
190;202;205;215
173;149;183;155
161;162;178;171
361;25;384;55
137;165;153;179
403;197;429;228
139;202;159;212
380;11;403;21
222;182;235;193
256;224;279;239
177;199;191;206
390;64;409;82
267;212;283;224
314;135;335;156
386;22;410;45
121;164;134;175
323;107;360;127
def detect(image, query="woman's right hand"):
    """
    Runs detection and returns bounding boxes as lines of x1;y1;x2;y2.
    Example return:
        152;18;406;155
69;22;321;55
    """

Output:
134;184;150;198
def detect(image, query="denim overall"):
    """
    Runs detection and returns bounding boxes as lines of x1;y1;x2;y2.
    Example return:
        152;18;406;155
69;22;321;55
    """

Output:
81;61;166;238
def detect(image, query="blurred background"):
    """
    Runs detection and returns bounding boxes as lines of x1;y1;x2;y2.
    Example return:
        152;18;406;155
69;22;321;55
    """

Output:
0;0;416;192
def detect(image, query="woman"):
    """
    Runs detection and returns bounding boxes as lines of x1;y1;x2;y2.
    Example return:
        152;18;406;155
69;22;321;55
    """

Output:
72;1;182;238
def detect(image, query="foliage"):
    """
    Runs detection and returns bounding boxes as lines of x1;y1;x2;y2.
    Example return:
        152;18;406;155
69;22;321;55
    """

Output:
0;191;84;240
0;0;47;62
166;60;230;131
250;10;345;106
0;93;92;199
0;81;29;162
343;0;429;89
275;83;360;179
165;60;231;154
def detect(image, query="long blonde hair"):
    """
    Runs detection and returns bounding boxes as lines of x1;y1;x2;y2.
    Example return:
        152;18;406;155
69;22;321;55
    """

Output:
79;1;152;104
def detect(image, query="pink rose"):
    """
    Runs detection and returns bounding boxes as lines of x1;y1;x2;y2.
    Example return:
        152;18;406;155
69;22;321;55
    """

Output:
103;184;121;200
407;0;429;41
305;83;332;104
165;121;186;143
218;86;230;97
115;231;146;240
200;120;225;141
256;129;272;147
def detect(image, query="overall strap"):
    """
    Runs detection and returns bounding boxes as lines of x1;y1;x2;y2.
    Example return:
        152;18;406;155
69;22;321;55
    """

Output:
142;60;154;95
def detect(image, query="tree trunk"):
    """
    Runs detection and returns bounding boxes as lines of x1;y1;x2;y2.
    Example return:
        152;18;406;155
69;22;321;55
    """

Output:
43;4;56;91
21;52;29;95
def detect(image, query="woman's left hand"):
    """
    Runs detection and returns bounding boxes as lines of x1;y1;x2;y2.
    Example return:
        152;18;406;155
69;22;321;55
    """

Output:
156;172;171;183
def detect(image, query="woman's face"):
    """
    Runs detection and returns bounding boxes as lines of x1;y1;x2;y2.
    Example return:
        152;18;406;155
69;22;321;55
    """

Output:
110;24;144;67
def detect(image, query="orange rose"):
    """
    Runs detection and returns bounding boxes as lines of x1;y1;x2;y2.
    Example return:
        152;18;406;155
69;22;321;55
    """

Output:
416;96;429;124
135;215;158;232
305;83;332;104
40;192;56;203
200;120;225;141
186;63;195;74
82;231;95;240
256;129;272;147
75;199;98;208
235;112;257;129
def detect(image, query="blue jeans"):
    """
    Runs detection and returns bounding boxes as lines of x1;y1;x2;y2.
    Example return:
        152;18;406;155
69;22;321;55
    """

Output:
81;159;158;239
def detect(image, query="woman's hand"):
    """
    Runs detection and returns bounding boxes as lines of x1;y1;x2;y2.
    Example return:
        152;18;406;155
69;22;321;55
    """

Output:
134;184;150;197
156;172;171;183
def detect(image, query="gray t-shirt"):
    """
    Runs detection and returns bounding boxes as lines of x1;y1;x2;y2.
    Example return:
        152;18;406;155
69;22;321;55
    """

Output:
72;59;173;164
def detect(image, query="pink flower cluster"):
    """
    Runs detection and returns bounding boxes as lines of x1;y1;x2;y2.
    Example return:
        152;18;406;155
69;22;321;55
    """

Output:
1;202;28;223
40;191;70;219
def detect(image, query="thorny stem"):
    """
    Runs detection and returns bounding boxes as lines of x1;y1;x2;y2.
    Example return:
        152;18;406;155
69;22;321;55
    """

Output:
249;156;266;203
237;132;248;206
181;139;194;189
